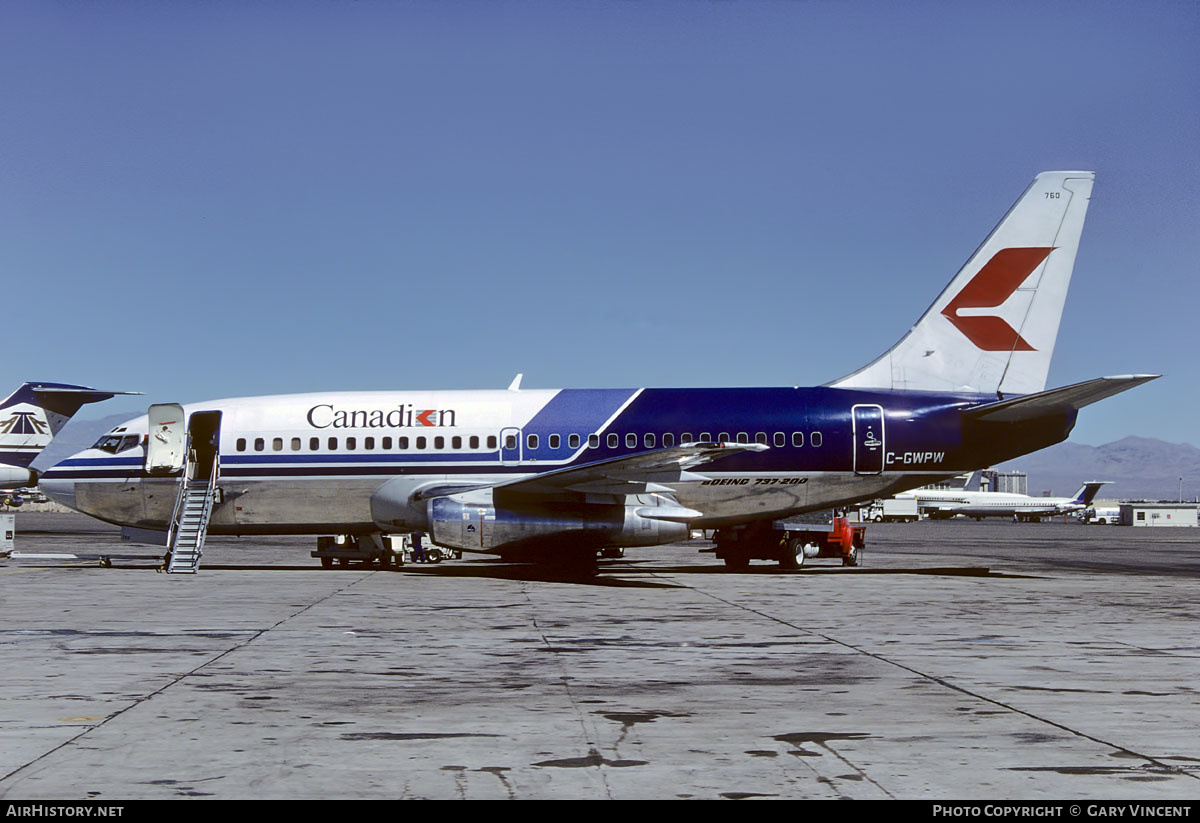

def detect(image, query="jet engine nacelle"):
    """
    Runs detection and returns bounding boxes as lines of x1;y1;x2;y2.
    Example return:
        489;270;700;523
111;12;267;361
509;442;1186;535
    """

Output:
427;493;689;554
0;465;34;487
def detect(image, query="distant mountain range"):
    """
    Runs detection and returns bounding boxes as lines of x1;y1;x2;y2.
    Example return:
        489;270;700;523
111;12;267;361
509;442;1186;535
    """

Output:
995;437;1200;502
32;416;1199;504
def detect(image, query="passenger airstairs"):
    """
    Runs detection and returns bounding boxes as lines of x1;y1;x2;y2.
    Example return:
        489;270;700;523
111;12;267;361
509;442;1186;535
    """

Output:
165;470;217;574
150;407;222;575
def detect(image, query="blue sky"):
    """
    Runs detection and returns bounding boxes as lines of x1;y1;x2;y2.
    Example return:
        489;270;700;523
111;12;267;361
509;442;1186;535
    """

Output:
3;1;1197;446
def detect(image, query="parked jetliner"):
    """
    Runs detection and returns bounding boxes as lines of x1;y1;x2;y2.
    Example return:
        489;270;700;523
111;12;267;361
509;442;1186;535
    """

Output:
40;172;1158;570
1;382;128;505
896;480;1109;521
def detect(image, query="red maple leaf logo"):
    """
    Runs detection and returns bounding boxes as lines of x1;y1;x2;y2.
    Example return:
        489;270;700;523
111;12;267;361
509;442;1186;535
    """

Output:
941;247;1054;351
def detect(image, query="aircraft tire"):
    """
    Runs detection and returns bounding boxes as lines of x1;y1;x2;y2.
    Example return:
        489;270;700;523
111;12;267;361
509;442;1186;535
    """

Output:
842;547;859;567
778;537;806;569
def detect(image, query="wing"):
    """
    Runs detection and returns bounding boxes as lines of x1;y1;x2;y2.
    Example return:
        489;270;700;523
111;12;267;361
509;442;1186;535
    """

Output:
414;441;768;501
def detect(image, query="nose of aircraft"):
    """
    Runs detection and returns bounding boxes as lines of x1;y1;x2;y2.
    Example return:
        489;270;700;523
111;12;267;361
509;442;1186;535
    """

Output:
39;460;78;512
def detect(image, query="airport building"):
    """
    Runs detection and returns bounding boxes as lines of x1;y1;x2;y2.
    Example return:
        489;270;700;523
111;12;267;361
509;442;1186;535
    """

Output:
981;470;1028;495
1119;502;1199;527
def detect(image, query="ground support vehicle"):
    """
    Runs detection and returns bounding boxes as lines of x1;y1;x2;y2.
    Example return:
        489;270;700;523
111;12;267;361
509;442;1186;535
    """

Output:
312;534;464;567
709;516;865;569
865;498;920;522
312;534;402;568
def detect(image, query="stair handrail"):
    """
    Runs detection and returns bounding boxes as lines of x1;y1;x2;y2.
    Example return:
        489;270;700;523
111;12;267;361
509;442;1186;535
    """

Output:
165;433;193;554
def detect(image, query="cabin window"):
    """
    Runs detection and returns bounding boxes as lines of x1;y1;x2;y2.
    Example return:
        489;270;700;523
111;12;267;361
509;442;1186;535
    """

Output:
589;434;599;448
811;432;823;447
452;436;462;449
382;436;392;450
608;433;619;448
736;432;748;444
663;433;675;448
237;438;246;452
645;433;655;448
700;432;711;443
272;438;283;452
756;432;767;445
487;435;497;449
365;437;375;450
254;438;265;452
569;434;580;449
328;437;337;450
505;434;517;450
682;433;694;444
774;432;785;447
626;433;637;448
719;432;730;443
549;434;560;449
310;437;320;450
399;436;409;449
792;432;804;447
527;434;539;450
346;437;356;451
416;436;426;450
291;438;301;451
435;436;445;449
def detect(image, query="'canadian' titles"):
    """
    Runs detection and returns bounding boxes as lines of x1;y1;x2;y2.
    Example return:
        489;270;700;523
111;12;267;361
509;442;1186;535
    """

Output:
306;404;457;430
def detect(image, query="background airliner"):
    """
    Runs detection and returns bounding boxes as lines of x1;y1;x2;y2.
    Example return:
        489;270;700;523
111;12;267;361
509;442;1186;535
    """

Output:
897;480;1109;521
1;382;127;505
40;172;1157;570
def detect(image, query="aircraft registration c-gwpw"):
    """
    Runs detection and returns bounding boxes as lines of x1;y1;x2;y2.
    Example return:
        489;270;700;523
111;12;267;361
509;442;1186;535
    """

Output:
41;172;1158;572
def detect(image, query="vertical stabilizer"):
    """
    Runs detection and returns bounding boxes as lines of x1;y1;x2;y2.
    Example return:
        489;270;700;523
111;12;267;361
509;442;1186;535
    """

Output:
0;383;121;469
1072;481;1109;506
830;171;1095;396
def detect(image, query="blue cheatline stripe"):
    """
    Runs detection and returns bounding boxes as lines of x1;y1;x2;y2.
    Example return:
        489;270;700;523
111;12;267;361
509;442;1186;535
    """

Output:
43;464;526;480
224;452;498;465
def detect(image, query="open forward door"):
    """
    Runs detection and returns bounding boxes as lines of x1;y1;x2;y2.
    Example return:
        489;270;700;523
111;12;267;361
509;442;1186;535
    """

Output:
145;403;186;476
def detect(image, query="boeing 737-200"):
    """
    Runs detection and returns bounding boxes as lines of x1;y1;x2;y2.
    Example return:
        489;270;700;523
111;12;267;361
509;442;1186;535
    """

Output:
40;172;1158;570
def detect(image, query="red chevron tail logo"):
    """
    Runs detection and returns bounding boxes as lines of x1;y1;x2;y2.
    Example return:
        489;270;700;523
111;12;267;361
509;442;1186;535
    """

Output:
941;247;1054;351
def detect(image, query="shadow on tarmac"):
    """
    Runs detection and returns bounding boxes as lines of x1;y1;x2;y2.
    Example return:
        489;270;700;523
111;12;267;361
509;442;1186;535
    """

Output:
22;555;1041;584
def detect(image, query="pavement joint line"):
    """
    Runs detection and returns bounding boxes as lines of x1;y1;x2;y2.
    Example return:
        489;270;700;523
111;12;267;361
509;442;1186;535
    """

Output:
639;571;898;799
0;571;375;787
667;573;1200;785
520;581;615;799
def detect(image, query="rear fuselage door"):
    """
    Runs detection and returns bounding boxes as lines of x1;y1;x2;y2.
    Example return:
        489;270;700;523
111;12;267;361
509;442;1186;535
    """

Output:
852;404;885;475
145;403;186;475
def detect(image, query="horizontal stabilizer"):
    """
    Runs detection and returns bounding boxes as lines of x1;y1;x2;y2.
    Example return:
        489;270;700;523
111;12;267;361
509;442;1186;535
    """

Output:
962;375;1159;423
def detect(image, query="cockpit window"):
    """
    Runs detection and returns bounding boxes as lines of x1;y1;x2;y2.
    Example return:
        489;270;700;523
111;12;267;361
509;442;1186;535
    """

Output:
91;434;143;454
